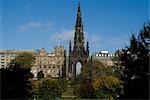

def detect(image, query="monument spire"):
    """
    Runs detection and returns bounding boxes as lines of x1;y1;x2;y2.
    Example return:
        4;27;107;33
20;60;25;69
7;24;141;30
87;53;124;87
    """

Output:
74;1;84;51
68;1;89;80
69;41;72;54
75;1;83;29
86;41;89;56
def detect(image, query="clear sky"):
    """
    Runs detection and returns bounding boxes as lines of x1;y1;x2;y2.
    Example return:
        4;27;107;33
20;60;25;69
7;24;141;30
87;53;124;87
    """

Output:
1;0;149;55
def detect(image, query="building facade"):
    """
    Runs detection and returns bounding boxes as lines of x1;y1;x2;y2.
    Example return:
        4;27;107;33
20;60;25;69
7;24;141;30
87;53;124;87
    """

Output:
31;45;66;79
0;50;34;69
0;45;66;79
92;51;119;66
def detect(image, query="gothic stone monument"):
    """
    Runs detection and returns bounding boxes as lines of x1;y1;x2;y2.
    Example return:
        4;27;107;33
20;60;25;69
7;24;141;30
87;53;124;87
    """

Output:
68;2;89;80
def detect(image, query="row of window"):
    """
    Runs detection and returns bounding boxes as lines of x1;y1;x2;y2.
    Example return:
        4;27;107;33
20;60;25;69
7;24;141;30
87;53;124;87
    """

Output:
39;65;61;69
0;53;18;55
36;57;63;61
95;54;117;57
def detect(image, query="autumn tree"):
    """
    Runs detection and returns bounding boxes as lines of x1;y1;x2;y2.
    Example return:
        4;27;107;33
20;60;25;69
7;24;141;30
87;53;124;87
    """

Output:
92;76;123;99
74;60;105;99
31;80;42;99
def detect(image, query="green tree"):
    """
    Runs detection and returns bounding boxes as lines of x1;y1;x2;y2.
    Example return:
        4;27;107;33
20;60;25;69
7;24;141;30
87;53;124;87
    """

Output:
111;55;123;79
104;64;124;80
74;59;124;99
92;76;123;99
74;60;109;99
57;78;67;92
119;22;149;99
10;52;35;70
1;52;35;99
37;71;44;80
35;79;64;100
81;60;106;81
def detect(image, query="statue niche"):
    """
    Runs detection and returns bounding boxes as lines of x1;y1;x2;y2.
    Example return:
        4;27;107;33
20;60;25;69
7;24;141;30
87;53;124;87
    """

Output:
68;2;89;80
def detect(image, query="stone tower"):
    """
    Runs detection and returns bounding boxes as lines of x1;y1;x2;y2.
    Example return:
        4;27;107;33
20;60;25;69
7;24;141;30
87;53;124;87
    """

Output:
68;2;89;80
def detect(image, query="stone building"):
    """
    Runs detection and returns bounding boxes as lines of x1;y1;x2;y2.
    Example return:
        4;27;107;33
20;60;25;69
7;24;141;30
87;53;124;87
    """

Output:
0;45;66;79
92;51;119;66
0;50;34;69
31;45;66;79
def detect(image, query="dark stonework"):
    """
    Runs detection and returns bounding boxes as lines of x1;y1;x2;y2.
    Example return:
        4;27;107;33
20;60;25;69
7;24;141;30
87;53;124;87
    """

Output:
68;2;89;80
62;50;67;78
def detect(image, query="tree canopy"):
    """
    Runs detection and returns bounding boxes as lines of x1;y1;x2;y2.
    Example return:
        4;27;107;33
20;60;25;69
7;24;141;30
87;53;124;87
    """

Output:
10;52;35;70
31;79;67;100
92;76;123;99
119;22;150;99
37;71;44;80
1;52;35;99
74;59;123;99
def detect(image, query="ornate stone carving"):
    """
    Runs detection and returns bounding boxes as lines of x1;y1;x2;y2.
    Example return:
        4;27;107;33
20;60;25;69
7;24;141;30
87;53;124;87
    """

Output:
68;2;89;80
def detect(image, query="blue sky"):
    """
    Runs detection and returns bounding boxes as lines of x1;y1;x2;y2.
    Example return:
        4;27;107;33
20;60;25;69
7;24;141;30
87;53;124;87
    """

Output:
1;0;149;55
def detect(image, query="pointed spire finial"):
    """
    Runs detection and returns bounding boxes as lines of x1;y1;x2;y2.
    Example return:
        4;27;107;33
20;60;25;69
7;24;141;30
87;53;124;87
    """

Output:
77;0;81;13
78;0;80;7
75;0;82;28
